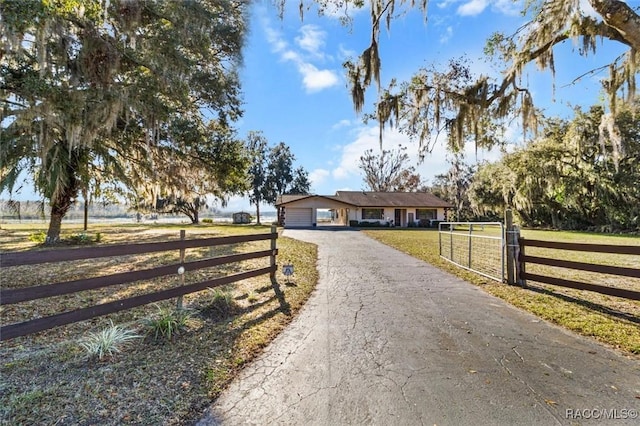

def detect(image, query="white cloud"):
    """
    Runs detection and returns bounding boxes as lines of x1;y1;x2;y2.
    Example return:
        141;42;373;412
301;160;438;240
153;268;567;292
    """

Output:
299;63;340;92
331;125;507;187
441;0;519;17
262;19;339;93
264;25;287;53
437;0;458;9
457;0;488;16
281;50;299;61
493;0;521;16
331;119;352;130
331;126;411;181
338;44;357;60
440;26;453;44
309;168;330;189
295;25;326;57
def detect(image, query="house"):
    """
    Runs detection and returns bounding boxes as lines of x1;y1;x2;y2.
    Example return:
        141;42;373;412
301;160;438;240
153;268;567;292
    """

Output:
275;191;454;228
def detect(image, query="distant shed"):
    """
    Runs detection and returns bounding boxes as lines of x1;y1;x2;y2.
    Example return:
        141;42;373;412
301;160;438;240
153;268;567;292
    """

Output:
232;211;252;224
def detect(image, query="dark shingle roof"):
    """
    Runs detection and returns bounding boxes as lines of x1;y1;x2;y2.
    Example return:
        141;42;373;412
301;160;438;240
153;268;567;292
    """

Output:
275;194;357;206
334;191;454;208
276;192;453;208
276;194;315;205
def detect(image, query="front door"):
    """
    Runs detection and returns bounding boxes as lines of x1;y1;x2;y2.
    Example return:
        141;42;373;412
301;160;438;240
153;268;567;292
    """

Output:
394;209;402;227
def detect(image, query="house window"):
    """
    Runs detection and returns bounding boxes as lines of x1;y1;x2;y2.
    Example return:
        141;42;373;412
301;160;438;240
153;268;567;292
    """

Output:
362;208;384;220
416;209;437;220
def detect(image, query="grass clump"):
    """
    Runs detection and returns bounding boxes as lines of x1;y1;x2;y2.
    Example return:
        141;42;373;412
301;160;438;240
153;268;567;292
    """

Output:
144;305;193;340
79;320;141;360
206;287;238;317
27;231;46;244
247;291;259;303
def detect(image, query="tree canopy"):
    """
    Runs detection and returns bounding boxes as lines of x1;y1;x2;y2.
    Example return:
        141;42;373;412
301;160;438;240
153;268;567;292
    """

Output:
468;101;640;231
1;0;248;242
326;0;640;152
132;119;249;224
245;133;311;224
358;145;426;191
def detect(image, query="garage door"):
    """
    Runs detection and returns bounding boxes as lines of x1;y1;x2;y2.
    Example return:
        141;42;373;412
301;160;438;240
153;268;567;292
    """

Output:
285;208;312;227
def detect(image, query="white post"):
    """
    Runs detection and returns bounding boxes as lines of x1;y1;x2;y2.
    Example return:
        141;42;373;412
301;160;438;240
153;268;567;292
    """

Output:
177;229;186;309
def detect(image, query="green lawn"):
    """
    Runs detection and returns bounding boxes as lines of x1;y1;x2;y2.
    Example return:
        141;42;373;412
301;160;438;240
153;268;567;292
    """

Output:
362;228;640;356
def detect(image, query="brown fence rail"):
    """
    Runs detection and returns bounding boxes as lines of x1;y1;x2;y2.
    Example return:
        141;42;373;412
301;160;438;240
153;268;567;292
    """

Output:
0;229;278;341
517;238;640;301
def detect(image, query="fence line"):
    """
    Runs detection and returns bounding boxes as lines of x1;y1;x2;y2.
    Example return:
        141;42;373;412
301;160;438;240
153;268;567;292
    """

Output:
0;233;274;267
438;222;505;282
0;228;278;341
517;238;640;301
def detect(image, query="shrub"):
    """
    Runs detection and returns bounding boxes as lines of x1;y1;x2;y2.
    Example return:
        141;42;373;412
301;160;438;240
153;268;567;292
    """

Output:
202;218;213;224
349;220;359;227
28;231;46;243
359;221;381;227
67;233;94;244
79;320;141;360
144;305;193;341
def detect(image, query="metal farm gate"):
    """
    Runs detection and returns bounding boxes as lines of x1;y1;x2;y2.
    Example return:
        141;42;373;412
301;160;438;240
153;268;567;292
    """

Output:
438;222;505;282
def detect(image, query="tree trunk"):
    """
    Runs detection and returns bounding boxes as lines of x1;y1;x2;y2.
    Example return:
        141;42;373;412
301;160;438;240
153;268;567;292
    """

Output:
46;193;74;244
256;203;261;225
192;209;199;224
590;0;640;51
47;210;64;244
83;188;89;231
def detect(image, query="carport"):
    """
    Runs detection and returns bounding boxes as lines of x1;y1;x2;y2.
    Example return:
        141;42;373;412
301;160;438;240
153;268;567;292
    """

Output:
275;195;355;228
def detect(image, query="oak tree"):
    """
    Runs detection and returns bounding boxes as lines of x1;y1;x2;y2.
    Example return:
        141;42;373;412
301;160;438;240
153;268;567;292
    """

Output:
1;0;247;242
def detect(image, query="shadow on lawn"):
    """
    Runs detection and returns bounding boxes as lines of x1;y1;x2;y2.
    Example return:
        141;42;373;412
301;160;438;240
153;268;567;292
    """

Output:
200;278;290;323
527;284;640;325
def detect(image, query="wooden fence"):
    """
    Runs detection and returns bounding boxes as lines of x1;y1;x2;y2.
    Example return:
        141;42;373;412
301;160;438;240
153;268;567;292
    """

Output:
0;228;278;341
517;238;640;301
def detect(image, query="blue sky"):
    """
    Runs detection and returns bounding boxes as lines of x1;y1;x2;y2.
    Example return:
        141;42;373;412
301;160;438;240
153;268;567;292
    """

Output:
224;0;625;211
3;0;628;213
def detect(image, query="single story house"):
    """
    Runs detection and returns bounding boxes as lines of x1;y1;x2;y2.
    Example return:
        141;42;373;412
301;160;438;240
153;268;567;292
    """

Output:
275;191;454;228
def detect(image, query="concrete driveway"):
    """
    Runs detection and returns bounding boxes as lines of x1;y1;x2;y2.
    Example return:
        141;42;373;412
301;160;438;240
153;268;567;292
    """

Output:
198;229;639;425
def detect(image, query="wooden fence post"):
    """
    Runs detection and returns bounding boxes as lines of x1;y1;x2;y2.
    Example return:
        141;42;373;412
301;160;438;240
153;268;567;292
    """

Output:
177;229;186;309
517;236;527;287
270;225;277;281
505;210;515;285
